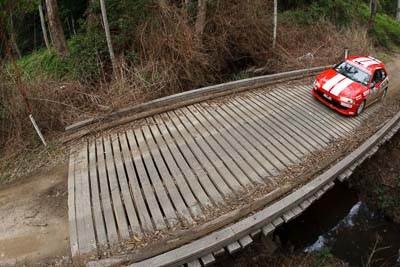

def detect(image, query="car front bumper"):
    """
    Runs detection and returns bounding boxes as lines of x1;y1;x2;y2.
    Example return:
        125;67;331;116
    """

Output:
312;87;357;116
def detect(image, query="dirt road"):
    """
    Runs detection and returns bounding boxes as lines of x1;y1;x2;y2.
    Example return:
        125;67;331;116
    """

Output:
0;165;70;266
0;53;399;266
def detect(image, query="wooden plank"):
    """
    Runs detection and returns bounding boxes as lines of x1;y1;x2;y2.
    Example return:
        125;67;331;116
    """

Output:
152;115;212;208
282;210;296;222
88;142;108;245
250;229;262;238
230;95;316;157
83;142;97;252
272;217;284;227
201;254;215;266
191;104;272;180
232;96;305;161
262;224;275;236
280;89;343;139
134;128;179;227
145;122;203;218
187;105;268;184
202;104;280;176
219;104;288;171
68;149;79;256
230;96;310;157
292;206;303;217
111;134;143;236
253;92;327;149
292;86;358;132
180;107;257;187
172;110;246;191
268;89;338;142
126;129;167;230
170;110;243;193
159;113;226;203
119;133;154;233
104;136;131;240
141;125;193;224
74;147;87;253
289;85;358;133
300;199;311;210
315;189;325;199
239;235;253;248
96;138;119;244
276;85;346;137
248;92;321;152
227;99;300;165
227;241;241;254
187;259;202;267
213;248;225;257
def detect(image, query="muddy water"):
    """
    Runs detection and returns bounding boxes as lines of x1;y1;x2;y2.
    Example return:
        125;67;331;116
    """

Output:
216;183;400;267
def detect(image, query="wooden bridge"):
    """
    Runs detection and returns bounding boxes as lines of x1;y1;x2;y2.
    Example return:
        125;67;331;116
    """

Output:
67;68;400;267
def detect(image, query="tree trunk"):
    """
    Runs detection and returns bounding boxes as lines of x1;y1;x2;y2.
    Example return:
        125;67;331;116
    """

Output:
195;0;206;36
9;13;22;59
368;0;378;30
397;0;400;21
39;3;51;50
87;0;99;28
99;0;117;73
45;0;68;57
272;0;277;49
38;3;51;50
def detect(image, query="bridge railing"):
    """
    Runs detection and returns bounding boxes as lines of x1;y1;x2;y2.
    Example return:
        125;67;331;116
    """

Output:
66;65;330;133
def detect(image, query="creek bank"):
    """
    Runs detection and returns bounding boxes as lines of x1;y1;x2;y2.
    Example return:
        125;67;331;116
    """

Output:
349;131;400;223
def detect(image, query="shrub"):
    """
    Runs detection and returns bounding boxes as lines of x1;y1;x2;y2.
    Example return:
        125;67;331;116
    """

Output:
67;31;109;82
16;49;72;80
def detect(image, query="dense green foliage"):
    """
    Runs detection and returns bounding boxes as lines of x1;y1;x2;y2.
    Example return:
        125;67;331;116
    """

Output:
280;0;400;49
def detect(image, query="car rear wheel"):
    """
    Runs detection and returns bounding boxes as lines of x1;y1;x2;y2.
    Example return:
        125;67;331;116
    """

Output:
356;100;366;116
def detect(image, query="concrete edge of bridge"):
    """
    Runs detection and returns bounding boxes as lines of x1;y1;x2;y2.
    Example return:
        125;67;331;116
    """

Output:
87;111;400;267
65;65;330;134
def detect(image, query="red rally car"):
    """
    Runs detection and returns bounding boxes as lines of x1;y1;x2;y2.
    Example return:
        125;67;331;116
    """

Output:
312;56;389;116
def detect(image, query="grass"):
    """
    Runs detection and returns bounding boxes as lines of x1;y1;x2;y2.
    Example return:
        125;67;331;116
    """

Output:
229;71;255;81
16;49;73;80
311;248;334;267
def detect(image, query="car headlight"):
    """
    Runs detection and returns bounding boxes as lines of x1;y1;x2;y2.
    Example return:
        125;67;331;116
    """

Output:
340;96;355;104
313;80;321;88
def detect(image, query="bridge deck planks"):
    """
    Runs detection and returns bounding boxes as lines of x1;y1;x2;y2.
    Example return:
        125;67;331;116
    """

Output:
193;104;272;179
187;105;268;183
68;81;374;256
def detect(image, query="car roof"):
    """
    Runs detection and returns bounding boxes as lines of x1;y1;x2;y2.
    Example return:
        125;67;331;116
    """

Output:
346;56;384;74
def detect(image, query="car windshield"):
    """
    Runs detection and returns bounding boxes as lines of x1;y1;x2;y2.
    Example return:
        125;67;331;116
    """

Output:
334;61;370;86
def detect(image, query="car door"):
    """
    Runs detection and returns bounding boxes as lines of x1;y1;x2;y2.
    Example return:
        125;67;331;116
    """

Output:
368;69;384;102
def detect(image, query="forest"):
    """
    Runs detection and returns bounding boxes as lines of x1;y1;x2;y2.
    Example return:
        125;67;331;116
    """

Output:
0;0;400;159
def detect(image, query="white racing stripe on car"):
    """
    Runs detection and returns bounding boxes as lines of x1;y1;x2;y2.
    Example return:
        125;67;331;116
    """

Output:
330;78;354;96
356;57;370;62
322;74;345;91
359;60;377;67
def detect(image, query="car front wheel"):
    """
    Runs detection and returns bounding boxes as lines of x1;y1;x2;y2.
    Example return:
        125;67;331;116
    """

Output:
356;100;366;116
380;88;387;101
